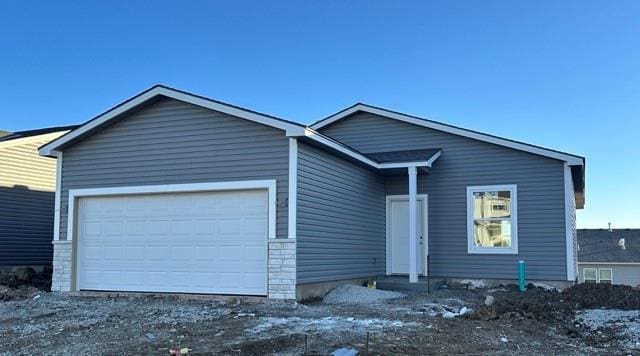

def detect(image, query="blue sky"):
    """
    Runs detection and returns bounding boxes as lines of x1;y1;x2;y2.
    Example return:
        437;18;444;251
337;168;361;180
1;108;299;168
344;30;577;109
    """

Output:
0;1;638;228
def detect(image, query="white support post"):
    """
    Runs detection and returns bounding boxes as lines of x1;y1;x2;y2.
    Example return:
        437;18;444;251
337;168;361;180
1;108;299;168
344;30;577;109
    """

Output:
408;166;418;283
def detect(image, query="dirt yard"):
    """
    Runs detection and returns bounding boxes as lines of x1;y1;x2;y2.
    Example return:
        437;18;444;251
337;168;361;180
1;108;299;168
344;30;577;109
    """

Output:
1;281;639;355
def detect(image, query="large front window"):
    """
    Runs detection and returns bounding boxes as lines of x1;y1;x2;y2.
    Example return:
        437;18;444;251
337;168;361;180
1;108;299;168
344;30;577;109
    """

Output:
467;185;518;254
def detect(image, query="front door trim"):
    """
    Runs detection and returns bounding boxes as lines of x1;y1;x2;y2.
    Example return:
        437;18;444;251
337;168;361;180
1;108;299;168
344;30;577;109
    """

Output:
385;194;429;276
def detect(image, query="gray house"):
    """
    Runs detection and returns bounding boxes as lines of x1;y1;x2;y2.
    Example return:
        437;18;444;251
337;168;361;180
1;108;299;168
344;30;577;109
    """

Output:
0;126;76;269
39;85;585;299
577;229;640;287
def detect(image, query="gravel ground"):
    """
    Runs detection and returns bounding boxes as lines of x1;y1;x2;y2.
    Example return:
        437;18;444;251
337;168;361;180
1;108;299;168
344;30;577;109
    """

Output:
576;309;640;349
322;284;405;304
0;285;631;355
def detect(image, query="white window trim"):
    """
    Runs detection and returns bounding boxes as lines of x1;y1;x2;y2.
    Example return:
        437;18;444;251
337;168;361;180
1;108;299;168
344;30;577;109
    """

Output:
66;180;277;241
582;267;598;283
467;184;518;254
598;268;613;284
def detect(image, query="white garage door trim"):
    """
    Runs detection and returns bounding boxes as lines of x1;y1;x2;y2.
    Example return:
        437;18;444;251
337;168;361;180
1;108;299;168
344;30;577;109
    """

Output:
67;180;277;242
67;180;276;294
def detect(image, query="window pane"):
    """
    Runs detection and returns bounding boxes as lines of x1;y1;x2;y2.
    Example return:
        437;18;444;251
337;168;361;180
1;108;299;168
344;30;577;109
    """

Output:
474;219;512;248
473;191;512;219
599;269;612;281
583;268;597;281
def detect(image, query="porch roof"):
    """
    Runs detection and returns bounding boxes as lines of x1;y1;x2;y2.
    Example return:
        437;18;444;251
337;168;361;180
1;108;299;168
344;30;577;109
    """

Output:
366;149;442;164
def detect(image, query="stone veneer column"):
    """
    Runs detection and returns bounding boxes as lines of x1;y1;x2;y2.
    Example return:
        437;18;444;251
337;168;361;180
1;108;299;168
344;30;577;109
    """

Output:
268;239;296;300
51;241;72;291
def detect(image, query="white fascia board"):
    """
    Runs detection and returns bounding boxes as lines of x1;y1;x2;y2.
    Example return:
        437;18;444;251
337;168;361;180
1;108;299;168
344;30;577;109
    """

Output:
311;104;584;166
0;131;69;149
301;129;440;170
39;86;305;156
66;180;278;240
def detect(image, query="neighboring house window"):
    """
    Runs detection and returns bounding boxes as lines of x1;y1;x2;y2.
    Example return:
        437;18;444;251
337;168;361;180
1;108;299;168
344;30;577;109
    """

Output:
467;185;518;254
583;268;597;283
598;269;613;284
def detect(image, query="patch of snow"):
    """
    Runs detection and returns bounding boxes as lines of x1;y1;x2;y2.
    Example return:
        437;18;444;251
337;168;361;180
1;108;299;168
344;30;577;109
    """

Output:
247;316;416;335
576;309;640;349
500;337;508;343
332;347;358;356
322;285;405;305
458;279;486;289
531;282;560;291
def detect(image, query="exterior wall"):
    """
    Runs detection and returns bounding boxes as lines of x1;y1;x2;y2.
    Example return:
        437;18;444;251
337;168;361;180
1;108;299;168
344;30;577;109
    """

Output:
296;141;386;284
321;112;568;281
578;264;640;287
52;98;293;298
0;134;62;266
566;167;578;280
59;98;289;241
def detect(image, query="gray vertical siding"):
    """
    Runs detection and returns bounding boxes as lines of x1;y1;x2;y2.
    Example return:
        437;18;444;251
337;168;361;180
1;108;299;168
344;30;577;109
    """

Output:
578;264;640;287
0;137;60;266
59;98;289;241
296;142;386;283
321;112;568;281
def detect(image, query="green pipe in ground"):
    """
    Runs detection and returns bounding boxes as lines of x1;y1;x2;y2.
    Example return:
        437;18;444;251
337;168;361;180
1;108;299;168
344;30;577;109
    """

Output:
518;260;526;292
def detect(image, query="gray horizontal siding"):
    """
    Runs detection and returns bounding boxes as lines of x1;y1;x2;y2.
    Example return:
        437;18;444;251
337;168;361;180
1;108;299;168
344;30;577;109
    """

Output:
321;112;568;281
59;98;289;241
296;142;386;284
0;138;59;266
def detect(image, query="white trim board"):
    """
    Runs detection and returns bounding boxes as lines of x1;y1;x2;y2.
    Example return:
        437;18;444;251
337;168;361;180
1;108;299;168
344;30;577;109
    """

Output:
40;85;306;157
311;104;584;166
578;262;640;266
53;153;63;241
288;138;298;240
65;180;278;241
385;194;429;276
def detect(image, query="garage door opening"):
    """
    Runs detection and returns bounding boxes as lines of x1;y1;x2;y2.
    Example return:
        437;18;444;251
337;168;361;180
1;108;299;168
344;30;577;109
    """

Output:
75;189;268;295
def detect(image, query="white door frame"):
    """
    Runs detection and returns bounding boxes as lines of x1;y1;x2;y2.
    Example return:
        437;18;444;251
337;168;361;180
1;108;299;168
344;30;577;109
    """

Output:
69;180;276;292
385;194;429;276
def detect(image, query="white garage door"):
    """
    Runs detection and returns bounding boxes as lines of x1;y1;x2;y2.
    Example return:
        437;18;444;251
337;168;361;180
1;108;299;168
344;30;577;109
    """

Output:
76;189;268;295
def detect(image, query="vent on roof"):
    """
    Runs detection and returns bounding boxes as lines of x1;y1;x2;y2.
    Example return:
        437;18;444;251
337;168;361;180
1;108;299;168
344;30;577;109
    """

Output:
608;222;612;232
619;238;626;250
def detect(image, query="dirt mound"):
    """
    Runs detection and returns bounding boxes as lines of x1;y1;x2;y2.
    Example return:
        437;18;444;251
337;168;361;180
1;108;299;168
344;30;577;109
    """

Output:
0;267;52;301
470;285;565;322
561;283;640;310
470;283;640;337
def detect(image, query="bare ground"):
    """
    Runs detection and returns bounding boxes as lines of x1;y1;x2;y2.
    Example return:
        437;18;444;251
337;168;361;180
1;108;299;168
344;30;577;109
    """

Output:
1;283;638;355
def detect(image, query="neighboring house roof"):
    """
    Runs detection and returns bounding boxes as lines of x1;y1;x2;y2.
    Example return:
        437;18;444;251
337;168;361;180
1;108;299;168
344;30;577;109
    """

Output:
578;229;640;263
0;125;78;143
0;125;79;149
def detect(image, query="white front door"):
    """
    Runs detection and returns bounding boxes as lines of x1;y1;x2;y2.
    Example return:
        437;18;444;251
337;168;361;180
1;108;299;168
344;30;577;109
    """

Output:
388;195;427;275
76;189;268;295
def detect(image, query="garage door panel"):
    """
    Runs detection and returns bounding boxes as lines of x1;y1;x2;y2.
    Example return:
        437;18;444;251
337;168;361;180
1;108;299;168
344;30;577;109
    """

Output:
77;189;268;295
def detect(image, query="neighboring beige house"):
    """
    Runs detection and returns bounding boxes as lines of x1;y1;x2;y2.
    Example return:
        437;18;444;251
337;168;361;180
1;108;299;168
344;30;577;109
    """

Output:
577;228;640;287
0;126;76;268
